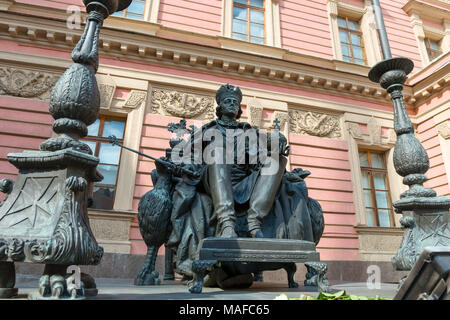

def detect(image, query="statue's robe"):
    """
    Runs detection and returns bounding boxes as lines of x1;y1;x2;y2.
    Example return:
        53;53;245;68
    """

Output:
165;119;324;277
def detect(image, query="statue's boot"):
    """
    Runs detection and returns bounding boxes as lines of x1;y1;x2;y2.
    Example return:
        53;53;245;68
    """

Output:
208;164;238;238
247;156;287;238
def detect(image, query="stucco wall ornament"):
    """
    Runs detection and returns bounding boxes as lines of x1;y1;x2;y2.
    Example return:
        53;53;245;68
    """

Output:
272;111;289;132
289;110;341;139
248;105;263;128
367;116;382;145
0;67;59;98
437;121;450;139
124;90;147;109
96;74;116;110
151;89;215;119
347;122;363;139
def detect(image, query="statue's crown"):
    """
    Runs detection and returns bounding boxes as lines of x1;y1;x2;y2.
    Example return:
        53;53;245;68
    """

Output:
216;84;242;105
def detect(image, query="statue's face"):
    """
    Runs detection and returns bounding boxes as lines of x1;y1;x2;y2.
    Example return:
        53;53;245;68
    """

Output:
220;97;240;119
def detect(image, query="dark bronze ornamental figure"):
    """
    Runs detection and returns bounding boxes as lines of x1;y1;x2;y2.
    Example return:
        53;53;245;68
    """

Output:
0;0;132;300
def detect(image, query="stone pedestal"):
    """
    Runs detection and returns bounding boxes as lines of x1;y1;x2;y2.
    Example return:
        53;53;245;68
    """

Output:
0;150;103;299
392;209;450;271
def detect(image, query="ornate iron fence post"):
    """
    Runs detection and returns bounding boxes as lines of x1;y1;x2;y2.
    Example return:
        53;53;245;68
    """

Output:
368;0;450;274
0;0;131;300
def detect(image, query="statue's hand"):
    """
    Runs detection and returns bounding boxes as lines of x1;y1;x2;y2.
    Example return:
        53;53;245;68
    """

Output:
267;132;290;157
155;157;171;174
278;133;290;157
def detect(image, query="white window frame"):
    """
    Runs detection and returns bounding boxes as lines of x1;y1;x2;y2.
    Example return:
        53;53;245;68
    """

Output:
222;0;281;47
404;0;450;65
327;0;382;67
112;0;160;23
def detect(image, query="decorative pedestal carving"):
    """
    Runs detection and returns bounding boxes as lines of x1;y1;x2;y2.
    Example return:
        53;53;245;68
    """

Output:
392;209;450;271
188;238;328;294
0;0;132;299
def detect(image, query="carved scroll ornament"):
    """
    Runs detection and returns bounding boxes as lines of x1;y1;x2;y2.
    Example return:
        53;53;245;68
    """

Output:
0;67;59;98
289;110;341;139
151;89;215;119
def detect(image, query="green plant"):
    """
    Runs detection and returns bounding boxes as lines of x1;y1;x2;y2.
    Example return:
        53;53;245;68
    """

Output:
275;290;392;300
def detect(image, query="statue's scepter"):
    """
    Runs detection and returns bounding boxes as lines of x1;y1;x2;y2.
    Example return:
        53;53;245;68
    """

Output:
108;135;199;178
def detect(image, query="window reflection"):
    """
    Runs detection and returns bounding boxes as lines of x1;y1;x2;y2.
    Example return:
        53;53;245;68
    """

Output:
82;116;126;210
359;150;394;227
232;0;265;44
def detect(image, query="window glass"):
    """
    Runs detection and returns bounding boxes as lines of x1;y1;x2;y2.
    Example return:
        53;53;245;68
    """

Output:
361;171;370;189
425;38;442;61
233;20;247;34
430;39;440;50
250;0;264;8
113;0;146;20
250;37;264;44
97;165;119;186
337;17;346;28
250;10;264;24
359;151;369;167
250;24;264;37
233;6;247;20
366;209;375;227
232;33;247;41
348;20;359;31
378;210;391;227
103;120;126;140
351;33;361;46
84;116;126;210
341;44;350;57
376;191;390;209
360;150;393;227
99;143;122;165
353;46;364;59
232;0;265;44
127;0;145;14
88;119;100;136
93;187;115;210
364;189;374;208
373;173;387;190
339;30;349;43
338;17;366;65
371;153;385;169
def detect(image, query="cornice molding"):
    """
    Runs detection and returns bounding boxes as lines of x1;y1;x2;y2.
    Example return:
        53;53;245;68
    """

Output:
403;0;450;22
0;11;405;108
1;9;446;109
0;0;13;11
355;225;403;236
407;54;450;106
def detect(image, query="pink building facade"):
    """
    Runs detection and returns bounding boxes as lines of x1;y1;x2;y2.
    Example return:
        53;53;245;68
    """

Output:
0;0;449;266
